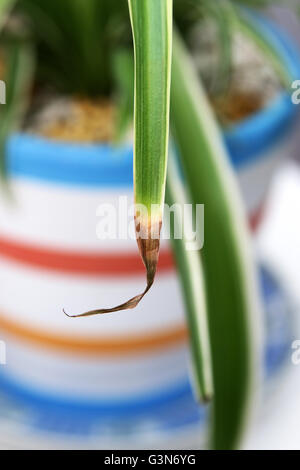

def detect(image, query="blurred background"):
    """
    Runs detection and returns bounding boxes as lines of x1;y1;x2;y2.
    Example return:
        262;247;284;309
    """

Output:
0;0;299;449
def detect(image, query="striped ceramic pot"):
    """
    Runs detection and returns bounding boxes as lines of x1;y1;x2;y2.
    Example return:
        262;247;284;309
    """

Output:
0;13;298;448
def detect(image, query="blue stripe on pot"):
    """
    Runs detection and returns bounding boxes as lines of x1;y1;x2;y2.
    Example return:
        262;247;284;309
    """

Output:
0;374;204;436
4;13;300;186
0;266;291;434
6;135;134;188
0;374;194;417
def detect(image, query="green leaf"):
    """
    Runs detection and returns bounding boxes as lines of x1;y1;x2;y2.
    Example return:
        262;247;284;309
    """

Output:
64;0;173;317
19;0;126;95
235;7;290;88
171;30;262;450
0;0;15;30
166;154;213;403
0;38;35;181
190;0;236;96
112;48;134;143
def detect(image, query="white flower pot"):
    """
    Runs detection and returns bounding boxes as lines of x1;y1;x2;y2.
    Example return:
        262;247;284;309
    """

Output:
0;12;298;448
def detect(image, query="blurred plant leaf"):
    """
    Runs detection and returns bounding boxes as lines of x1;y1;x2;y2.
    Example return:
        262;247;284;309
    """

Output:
204;0;235;96
112;48;134;143
187;0;237;96
0;0;15;29
234;6;291;88
232;0;274;7
166;153;213;403
18;0;130;96
171;29;262;450
0;37;34;181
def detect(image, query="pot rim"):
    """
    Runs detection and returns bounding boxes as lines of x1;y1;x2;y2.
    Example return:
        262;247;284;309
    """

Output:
5;11;300;186
225;10;300;168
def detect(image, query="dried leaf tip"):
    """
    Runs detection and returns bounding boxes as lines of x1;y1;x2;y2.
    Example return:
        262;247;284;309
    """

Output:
63;217;162;318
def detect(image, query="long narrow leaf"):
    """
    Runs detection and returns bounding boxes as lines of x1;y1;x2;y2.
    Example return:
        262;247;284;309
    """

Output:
235;8;290;88
0;0;15;30
112;48;134;143
65;0;173;317
166;154;213;403
0;39;34;180
171;30;262;450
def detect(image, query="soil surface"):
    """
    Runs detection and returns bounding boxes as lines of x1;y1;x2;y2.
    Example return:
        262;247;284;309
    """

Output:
26;97;116;143
23;25;283;142
190;23;283;126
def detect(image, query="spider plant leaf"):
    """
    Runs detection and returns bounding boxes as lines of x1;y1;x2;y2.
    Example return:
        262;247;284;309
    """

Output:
190;0;236;97
0;38;34;180
112;48;134;143
232;0;274;7
207;1;233;97
65;0;173;317
0;0;15;30
171;30;262;450
234;7;290;88
166;154;213;403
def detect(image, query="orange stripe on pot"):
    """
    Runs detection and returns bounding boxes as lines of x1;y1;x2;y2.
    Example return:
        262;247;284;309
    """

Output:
0;313;188;356
0;236;174;276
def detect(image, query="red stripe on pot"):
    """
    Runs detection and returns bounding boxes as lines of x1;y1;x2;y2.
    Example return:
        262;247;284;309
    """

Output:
0;235;174;275
0;203;262;275
249;202;265;232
